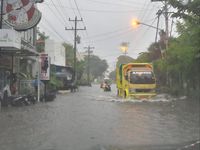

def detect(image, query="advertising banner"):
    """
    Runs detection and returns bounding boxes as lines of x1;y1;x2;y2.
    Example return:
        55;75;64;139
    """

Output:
1;0;43;31
40;53;50;81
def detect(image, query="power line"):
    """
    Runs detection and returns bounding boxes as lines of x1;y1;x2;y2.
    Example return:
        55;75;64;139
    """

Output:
39;23;62;40
42;16;69;43
44;2;74;40
69;0;76;16
49;0;74;33
85;26;132;39
57;0;71;25
83;28;134;43
73;0;82;19
132;17;158;47
65;16;86;84
72;0;90;45
42;3;154;14
45;4;66;25
85;0;147;8
84;18;157;40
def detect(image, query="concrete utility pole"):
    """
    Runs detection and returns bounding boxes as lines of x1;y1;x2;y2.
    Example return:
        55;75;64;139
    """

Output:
65;16;86;85
164;0;169;49
84;46;94;86
151;0;169;48
0;0;3;29
155;9;162;42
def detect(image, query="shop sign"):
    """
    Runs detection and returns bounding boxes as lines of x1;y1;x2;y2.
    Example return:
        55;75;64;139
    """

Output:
1;0;43;31
0;29;21;49
40;53;50;81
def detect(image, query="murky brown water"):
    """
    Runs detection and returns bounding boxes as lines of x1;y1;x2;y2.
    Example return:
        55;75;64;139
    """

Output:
0;85;199;150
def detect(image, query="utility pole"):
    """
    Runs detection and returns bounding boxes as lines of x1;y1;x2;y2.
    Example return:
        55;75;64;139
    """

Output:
164;0;169;49
0;0;3;29
155;9;162;42
84;46;94;86
65;16;86;85
151;0;169;48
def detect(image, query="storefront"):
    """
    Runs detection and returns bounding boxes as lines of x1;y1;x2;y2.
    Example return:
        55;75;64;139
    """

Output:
0;29;39;106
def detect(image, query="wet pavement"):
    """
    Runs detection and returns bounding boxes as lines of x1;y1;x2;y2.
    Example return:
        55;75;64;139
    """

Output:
0;85;199;150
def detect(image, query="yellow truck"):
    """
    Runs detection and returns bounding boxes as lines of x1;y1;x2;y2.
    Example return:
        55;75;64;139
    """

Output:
116;63;156;99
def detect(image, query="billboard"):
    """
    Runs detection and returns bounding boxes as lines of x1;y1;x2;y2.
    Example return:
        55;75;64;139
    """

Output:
40;53;50;81
1;0;43;31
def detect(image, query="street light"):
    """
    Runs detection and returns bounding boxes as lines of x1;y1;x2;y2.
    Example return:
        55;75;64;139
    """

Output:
131;19;162;31
120;42;129;55
131;19;167;59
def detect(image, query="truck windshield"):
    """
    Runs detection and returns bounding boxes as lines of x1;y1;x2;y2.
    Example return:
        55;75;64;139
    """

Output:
130;71;155;84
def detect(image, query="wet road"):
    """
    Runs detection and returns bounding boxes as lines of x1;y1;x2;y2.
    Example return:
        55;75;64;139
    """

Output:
0;85;199;150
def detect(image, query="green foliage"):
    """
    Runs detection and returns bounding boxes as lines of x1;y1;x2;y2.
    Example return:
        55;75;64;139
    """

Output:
109;70;116;81
116;55;135;67
63;43;74;66
77;60;86;80
36;28;49;53
134;14;200;97
87;55;108;79
134;52;151;63
47;65;63;90
168;0;200;24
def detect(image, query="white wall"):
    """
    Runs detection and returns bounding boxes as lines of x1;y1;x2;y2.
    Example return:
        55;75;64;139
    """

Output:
45;39;65;66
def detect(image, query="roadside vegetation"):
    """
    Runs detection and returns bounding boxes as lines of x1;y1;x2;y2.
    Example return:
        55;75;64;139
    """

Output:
109;0;200;98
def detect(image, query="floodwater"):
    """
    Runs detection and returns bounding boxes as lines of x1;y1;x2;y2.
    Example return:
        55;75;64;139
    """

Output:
0;85;199;150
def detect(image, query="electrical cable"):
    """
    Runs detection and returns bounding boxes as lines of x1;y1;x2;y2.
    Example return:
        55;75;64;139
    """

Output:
42;3;154;14
44;2;74;40
72;0;90;46
83;27;134;43
85;0;147;8
42;16;70;43
84;26;132;39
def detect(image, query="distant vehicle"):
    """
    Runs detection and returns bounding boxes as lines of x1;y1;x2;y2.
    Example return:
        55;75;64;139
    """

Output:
53;65;74;90
116;63;156;99
100;78;111;92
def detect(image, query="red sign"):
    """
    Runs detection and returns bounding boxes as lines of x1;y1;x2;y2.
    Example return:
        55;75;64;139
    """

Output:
2;0;43;31
40;53;50;81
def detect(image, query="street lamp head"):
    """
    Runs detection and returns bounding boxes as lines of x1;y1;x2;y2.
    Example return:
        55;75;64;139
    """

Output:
131;19;140;28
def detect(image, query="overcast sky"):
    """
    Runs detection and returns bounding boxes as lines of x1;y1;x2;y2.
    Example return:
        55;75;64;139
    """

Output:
38;0;174;70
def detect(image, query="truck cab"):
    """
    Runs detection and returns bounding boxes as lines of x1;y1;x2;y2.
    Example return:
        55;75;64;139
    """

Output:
116;63;156;99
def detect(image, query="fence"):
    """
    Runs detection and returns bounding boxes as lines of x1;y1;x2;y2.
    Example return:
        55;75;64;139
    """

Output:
19;80;44;96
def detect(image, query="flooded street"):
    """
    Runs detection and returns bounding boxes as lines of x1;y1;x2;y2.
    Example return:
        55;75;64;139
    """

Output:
0;85;199;150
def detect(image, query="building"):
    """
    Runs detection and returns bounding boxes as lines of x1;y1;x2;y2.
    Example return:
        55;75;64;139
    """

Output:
45;39;66;66
0;0;43;105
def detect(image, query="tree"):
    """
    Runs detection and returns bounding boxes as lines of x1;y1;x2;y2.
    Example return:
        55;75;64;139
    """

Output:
168;0;200;24
63;43;74;66
36;28;49;53
87;55;108;79
109;70;116;81
116;55;135;67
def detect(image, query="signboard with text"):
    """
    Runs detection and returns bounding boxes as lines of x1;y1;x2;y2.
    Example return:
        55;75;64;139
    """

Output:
40;54;50;81
0;29;21;49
